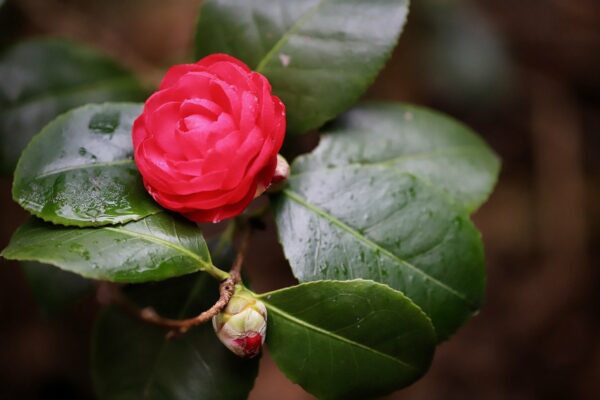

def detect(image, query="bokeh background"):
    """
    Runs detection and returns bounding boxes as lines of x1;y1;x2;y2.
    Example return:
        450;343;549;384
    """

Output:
1;0;599;399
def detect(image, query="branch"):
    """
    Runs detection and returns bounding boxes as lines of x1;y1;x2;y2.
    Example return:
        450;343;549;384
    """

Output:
229;222;251;278
97;224;253;338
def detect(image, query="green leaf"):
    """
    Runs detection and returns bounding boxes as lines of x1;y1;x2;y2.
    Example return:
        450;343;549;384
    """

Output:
195;0;409;135
274;103;498;340
93;265;259;399
1;213;216;283
0;39;147;174
259;280;436;399
21;261;94;316
296;102;500;211
12;102;161;226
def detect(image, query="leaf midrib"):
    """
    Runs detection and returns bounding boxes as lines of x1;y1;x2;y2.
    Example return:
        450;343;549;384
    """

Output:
282;189;475;309
31;159;135;179
262;300;418;372
104;224;212;271
255;0;327;72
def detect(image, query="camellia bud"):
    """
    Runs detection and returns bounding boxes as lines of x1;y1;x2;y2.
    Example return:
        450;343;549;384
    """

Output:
255;154;290;197
272;154;291;184
212;290;267;358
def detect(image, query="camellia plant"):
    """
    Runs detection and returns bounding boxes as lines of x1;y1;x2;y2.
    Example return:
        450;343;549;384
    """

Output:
0;0;500;399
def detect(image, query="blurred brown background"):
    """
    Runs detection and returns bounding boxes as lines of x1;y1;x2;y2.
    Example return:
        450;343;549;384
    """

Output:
1;0;599;399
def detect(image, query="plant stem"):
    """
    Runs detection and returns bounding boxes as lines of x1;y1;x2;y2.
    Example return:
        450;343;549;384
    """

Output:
230;222;251;278
205;263;230;281
97;277;238;337
97;220;254;337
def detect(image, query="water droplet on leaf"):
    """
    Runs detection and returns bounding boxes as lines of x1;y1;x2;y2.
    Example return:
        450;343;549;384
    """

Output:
89;110;120;134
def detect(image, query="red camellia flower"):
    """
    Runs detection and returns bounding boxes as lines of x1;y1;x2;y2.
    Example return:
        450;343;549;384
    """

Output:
132;54;286;223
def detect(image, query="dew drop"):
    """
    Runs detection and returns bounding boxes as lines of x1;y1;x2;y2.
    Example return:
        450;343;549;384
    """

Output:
69;243;91;260
89;110;120;134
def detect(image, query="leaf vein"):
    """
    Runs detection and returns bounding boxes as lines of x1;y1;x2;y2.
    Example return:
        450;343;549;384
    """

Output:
255;0;327;72
265;301;418;372
34;159;135;179
104;225;211;271
283;189;475;308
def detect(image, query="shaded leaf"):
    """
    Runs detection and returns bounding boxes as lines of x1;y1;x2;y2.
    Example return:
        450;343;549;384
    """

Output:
259;280;436;399
416;0;514;107
12;102;161;226
1;213;214;283
21;261;94;316
0;39;146;174
93;249;258;399
195;0;409;135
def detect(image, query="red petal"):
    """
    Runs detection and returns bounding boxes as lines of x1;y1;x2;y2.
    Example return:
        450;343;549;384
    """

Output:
196;54;252;73
148;102;185;158
159;63;203;90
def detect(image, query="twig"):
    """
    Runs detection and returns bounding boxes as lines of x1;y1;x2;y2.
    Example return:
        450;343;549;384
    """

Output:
230;223;251;278
96;224;253;338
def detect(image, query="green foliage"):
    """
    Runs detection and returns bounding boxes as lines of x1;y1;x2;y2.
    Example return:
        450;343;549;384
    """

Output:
0;1;501;399
296;103;500;211
21;261;94;316
93;250;259;400
415;0;514;107
0;39;146;174
274;103;499;339
196;0;409;135
260;280;436;399
1;213;215;283
12;103;160;226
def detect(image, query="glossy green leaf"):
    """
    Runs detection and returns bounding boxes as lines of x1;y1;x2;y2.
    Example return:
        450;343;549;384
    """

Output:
296;103;500;211
93;254;258;399
259;280;435;399
21;261;94;316
0;39;146;174
275;103;498;340
195;0;409;135
1;213;215;283
12;102;161;226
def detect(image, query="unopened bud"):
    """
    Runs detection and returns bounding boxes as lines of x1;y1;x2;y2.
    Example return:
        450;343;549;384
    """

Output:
212;290;267;358
267;154;291;194
272;154;290;184
255;154;290;197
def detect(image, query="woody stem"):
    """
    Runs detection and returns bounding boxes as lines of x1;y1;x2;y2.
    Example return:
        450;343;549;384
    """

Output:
96;223;253;337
